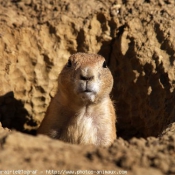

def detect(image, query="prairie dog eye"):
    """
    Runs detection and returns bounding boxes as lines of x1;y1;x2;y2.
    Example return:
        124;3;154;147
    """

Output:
102;61;107;68
67;59;72;67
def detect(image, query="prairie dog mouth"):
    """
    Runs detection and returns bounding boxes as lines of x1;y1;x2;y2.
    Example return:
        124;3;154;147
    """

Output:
76;81;99;102
84;89;91;92
79;89;96;102
80;87;97;95
82;89;94;93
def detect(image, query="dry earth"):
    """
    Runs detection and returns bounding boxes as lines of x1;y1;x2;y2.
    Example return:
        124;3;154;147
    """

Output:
0;0;175;174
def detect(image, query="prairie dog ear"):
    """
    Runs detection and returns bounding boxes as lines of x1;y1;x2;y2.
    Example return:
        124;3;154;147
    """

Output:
66;59;72;67
102;61;108;68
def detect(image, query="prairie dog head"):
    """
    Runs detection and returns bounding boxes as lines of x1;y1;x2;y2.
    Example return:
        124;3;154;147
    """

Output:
59;53;113;105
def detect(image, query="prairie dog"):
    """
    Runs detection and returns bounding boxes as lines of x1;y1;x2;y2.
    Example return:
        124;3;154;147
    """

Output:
38;52;116;146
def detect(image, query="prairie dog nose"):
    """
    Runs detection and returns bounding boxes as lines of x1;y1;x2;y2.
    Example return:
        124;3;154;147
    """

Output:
80;67;94;81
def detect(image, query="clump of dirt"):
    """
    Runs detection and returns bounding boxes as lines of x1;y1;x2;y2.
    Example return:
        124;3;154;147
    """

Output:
110;0;175;139
0;0;175;138
0;124;175;174
0;0;175;173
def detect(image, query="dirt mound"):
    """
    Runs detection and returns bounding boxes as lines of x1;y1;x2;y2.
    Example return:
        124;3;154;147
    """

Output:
0;124;175;174
0;0;175;174
0;0;175;138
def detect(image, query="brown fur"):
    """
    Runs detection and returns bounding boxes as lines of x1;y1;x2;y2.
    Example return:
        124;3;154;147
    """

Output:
38;53;116;146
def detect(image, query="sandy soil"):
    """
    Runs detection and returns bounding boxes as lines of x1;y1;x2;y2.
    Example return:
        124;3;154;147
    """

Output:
0;0;175;174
